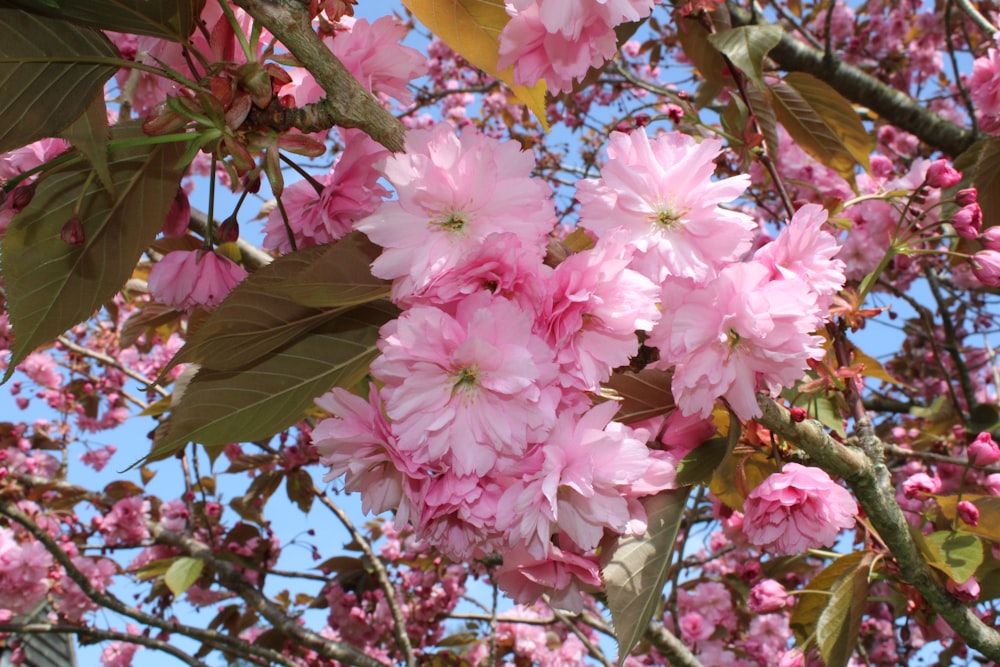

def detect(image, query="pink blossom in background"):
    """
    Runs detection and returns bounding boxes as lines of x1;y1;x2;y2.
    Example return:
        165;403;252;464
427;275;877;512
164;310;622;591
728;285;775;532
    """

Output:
370;293;560;477
650;262;825;419
972;249;1000;286
357;122;555;298
100;625;143;667
263;130;389;253
80;444;118;472
968;432;1000;466
0;528;51;615
742;463;857;555
0;138;68;181
498;2;617;92
332;17;428;104
21;351;63;388
576;129;755;283
56;556;116;620
93;496;151;547
747;579;790;613
968;47;1000;132
147;249;248;311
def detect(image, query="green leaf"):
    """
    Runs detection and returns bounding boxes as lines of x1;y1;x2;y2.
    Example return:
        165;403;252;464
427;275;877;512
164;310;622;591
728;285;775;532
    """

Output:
599;369;675;424
0;0;205;40
770;72;873;183
816;552;875;667
745;80;780;161
270;234;390;308
160;236;394;379
602;487;691;666
936;494;1000;542
790;551;874;646
924;530;985;583
149;316;386;461
164;557;204;597
677;17;731;87
971;136;1000;231
707;25;782;87
1;122;185;376
0;8;117;154
674;436;728;486
60;93;114;196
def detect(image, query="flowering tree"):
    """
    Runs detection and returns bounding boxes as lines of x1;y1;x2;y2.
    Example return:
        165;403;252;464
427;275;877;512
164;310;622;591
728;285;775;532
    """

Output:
0;0;1000;665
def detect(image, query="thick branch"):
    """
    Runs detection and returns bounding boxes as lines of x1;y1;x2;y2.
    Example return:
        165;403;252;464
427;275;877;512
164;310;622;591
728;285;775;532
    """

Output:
728;5;978;156
645;621;705;667
0;623;209;667
755;395;1000;661
232;0;405;152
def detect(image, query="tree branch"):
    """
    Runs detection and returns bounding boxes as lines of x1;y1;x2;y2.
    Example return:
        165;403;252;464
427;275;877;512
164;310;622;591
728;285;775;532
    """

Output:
755;395;1000;661
727;4;979;156
232;0;406;152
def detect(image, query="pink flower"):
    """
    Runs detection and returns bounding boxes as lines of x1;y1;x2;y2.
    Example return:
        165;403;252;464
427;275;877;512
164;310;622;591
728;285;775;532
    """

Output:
678;611;714;643
576;129;755;283
0;528;51;615
56;556;116;620
969;432;1000;466
494;543;603;612
147;249;248;311
968;48;1000;127
925;159;962;189
754;203;846;310
952;203;982;239
981;226;1000;251
332;17;427;105
957;500;980;526
94;497;151;547
541;235;660;391
263;130;389;253
747;579;789;613
80;444;117;472
498;401;656;557
371;293;560;477
742;463;857;555
314;384;417;516
356;123;555;298
650;262;825;420
497;3;617;92
972;249;1000;286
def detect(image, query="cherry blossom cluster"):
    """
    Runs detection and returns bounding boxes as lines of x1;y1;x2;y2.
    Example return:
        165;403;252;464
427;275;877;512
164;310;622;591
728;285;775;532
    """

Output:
314;120;850;608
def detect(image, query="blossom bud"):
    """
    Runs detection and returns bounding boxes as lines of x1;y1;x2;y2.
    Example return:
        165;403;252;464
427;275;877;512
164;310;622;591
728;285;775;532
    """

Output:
969;432;1000;466
947;576;980;602
162;188;191;238
218;216;240;243
748;579;789;613
142;101;189;136
237;62;273;108
981;226;1000;251
956;187;978;206
59;215;85;246
10;183;35;209
971;249;1000;286
952;203;982;239
789;407;807;422
925;159;962;189
957;500;980;526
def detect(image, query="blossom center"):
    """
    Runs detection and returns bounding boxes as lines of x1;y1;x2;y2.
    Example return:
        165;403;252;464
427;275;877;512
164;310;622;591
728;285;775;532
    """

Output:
452;366;481;399
650;202;687;229
432;210;468;233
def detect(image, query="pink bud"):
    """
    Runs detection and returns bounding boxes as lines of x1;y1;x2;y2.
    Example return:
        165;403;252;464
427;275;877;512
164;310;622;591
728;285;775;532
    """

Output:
956;187;978;206
957;500;980;526
926;159;962;189
789;407;807;422
972;250;1000;287
953;203;982;239
981;227;1000;251
748;579;789;613
969;432;1000;466
947;576;980;602
60;215;86;246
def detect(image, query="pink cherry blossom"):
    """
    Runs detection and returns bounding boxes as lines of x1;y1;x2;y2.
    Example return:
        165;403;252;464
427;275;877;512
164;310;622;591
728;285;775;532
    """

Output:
494;543;603;612
356;123;556;297
371;293;560;477
498;401;657;557
650;262;825;419
541;235;660;391
972;249;1000;286
263;130;389;253
332;17;428;105
576;129;755;282
147;249;248;311
754;203;846;310
56;556;116;620
0;528;51;615
80;444;117;472
314;384;417;517
93;497;151;547
969;432;1000;466
968;48;1000;131
747;579;790;613
742;463;857;555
